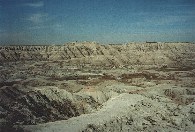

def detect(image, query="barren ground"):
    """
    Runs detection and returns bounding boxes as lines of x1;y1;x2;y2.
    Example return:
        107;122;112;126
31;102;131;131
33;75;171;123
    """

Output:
0;42;195;132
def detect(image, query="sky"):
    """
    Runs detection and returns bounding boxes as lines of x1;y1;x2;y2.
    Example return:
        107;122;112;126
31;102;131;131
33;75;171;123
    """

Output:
0;0;195;45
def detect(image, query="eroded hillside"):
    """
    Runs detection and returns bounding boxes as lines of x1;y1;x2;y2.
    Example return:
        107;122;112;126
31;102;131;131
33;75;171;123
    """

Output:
1;42;195;68
0;42;195;132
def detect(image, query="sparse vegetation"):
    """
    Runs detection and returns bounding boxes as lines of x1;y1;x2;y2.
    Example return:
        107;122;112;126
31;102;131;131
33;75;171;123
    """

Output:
0;42;195;131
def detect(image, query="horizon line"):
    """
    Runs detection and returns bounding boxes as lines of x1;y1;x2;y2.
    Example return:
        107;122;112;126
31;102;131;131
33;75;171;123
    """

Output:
0;41;194;46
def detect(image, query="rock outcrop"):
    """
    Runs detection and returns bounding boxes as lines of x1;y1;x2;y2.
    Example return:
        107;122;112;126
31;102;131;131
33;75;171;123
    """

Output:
0;42;195;132
1;42;195;68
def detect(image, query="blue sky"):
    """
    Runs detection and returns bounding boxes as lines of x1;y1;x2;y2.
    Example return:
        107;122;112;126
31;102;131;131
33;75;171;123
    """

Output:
0;0;195;45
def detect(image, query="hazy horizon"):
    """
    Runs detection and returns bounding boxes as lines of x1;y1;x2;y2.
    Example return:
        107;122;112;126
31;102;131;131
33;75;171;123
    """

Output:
0;0;195;45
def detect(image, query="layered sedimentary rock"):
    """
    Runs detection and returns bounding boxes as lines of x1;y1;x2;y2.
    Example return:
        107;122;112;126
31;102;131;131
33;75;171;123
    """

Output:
0;42;195;132
0;42;195;68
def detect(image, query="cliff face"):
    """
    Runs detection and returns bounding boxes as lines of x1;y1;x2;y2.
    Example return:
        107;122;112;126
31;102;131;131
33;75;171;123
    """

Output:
0;42;195;68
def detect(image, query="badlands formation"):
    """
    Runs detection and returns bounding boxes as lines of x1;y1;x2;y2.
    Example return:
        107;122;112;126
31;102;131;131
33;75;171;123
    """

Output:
0;42;195;132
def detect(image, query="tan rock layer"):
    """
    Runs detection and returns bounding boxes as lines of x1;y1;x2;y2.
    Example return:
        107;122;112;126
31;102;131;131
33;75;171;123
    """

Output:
0;42;195;68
